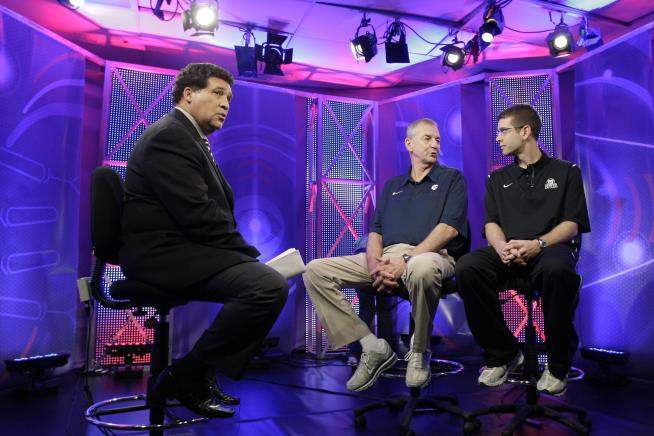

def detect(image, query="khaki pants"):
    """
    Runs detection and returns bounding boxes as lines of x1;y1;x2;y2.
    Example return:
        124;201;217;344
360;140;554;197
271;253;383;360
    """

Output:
302;243;455;353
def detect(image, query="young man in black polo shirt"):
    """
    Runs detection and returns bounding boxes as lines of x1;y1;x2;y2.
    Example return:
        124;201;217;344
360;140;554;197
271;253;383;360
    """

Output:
303;118;468;391
455;104;590;396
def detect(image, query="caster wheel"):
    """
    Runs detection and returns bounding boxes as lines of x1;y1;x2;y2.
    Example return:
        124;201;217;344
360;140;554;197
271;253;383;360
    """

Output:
354;414;366;429
464;419;481;434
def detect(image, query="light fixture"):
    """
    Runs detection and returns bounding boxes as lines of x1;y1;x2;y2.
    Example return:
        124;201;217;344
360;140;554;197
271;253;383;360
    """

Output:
441;41;465;71
182;0;219;37
384;19;409;63
479;1;505;44
350;14;378;63
234;29;257;77
255;32;293;76
546;17;575;57
58;0;85;9
464;34;487;64
578;17;603;51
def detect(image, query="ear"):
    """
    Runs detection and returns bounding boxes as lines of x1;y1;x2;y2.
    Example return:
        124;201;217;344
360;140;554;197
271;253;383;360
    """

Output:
522;125;532;140
183;86;194;103
404;137;412;152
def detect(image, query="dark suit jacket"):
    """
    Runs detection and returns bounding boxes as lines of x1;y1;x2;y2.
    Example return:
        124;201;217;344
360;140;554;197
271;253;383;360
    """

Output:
120;109;259;290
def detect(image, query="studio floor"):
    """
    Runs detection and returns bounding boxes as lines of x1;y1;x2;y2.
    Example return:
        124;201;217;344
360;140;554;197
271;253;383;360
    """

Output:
1;352;652;436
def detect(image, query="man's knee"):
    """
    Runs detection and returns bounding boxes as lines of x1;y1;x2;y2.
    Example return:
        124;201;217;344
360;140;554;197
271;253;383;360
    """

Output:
409;256;443;282
540;257;576;281
303;258;326;284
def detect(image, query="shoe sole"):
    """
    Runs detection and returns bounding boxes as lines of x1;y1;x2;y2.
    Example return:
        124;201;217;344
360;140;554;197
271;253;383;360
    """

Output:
350;352;398;392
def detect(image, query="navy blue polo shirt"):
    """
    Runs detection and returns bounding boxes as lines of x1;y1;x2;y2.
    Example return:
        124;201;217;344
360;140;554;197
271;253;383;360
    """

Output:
370;164;468;258
484;151;591;241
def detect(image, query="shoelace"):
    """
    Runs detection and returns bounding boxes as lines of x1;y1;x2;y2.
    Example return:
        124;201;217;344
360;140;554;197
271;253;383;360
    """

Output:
359;352;372;373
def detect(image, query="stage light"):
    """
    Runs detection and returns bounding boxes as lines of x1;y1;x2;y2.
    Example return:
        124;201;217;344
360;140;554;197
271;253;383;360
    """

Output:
578;17;603;51
5;353;70;391
581;347;630;365
182;0;219;37
384;19;409;64
546;19;575;57
58;0;85;9
255;32;293;76
441;43;465;71
464;34;489;64
235;29;257;77
350;14;378;63
479;1;504;44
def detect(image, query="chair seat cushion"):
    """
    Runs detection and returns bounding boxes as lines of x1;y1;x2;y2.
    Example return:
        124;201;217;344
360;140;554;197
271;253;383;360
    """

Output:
110;279;189;309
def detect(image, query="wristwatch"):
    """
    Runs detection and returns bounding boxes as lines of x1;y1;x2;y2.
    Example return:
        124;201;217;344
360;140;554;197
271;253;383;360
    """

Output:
537;238;547;249
401;253;412;263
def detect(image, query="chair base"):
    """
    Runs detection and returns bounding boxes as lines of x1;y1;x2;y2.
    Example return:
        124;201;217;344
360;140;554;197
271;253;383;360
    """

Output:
464;391;592;435
354;387;470;436
85;394;208;435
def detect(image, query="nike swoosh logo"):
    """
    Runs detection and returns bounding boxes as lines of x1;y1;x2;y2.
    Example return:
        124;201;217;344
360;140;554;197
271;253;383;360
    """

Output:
503;183;513;188
392;191;402;196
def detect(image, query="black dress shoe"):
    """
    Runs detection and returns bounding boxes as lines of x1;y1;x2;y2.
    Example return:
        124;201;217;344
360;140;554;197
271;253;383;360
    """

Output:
208;375;240;405
156;368;235;418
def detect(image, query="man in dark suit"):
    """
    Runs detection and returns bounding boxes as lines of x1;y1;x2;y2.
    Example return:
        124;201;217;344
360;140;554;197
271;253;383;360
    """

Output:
120;63;288;417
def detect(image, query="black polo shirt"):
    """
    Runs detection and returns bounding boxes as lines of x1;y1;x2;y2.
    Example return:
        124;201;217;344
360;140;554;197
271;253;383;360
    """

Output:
484;151;590;241
370;164;468;258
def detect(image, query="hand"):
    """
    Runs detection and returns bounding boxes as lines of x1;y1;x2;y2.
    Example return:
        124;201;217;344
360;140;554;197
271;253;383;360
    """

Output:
370;257;401;293
495;242;516;265
505;239;540;264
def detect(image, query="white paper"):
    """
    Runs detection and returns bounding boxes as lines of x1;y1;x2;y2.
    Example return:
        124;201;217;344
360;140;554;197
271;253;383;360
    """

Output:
265;248;306;279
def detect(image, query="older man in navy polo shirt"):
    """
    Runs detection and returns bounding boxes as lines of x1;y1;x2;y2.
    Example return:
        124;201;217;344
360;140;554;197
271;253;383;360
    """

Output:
303;118;468;391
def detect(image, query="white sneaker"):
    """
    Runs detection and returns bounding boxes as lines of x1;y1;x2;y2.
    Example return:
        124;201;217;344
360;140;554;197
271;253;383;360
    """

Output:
346;339;397;392
405;349;432;388
478;350;524;387
537;367;567;396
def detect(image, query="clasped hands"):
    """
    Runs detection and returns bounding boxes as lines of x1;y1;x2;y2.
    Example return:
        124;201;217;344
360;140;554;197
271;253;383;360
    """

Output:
497;239;541;266
368;257;405;294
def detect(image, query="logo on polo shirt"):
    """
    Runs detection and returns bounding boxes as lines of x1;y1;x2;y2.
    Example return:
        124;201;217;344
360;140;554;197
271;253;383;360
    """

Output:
392;190;403;196
544;178;558;189
431;184;438;191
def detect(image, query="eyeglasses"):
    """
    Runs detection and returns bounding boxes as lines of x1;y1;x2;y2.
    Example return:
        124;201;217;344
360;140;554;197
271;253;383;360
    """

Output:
496;125;526;136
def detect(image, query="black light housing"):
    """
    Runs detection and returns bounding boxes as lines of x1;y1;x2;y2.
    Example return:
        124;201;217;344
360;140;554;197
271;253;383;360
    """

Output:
255;32;293;76
479;1;505;44
578;18;603;51
441;44;465;70
234;29;257;77
351;14;378;63
182;1;219;37
546;21;575;57
384;19;409;63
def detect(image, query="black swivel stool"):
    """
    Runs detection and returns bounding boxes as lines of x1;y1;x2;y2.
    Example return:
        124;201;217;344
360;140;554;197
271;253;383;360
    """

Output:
354;277;470;436
84;167;207;435
463;276;591;435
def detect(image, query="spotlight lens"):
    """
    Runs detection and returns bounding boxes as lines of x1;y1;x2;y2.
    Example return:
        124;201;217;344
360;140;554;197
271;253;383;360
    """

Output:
446;52;461;64
350;41;363;60
481;32;494;43
553;35;569;50
195;5;217;27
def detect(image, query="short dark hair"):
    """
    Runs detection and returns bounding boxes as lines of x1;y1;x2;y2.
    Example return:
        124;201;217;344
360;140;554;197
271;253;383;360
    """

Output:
172;63;234;103
498;104;542;140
